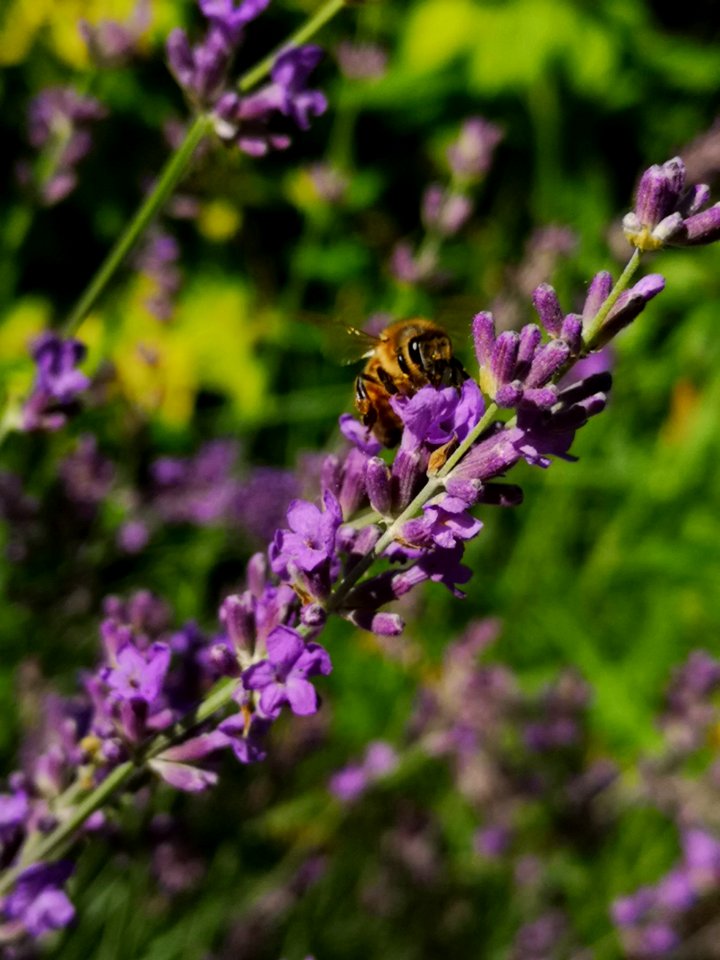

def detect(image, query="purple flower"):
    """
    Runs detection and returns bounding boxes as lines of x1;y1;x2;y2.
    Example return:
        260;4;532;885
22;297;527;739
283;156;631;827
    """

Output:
150;731;229;792
23;88;106;204
199;0;270;41
473;312;569;409
60;435;114;506
79;0;150;68
447;116;503;180
329;741;397;803
421;184;473;237
611;887;655;927
218;711;272;764
474;824;511;859
2;861;75;939
233;467;299;543
336;41;388;80
682;827;720;881
389;241;440;287
623;156;720;250
633;924;679;957
213;45;327;156
393;380;484;451
242;625;331;719
22;332;90;431
339;414;382;455
134;229;181;321
403;495;482;550
0;789;29;842
270;491;342;579
167;25;233;106
150;440;241;526
103;642;171;704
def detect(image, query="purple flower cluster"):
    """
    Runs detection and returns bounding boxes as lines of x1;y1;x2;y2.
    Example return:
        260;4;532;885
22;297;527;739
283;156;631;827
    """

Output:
447;116;503;181
391;115;502;287
612;827;720;957
22;332;90;432
611;650;720;956
329;741;398;803
118;440;297;550
20;87;106;205
79;0;150;68
167;0;327;156
623;156;720;251
133;229;182;321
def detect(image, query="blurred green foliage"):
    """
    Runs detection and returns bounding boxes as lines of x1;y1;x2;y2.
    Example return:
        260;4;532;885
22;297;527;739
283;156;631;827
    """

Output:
2;0;720;957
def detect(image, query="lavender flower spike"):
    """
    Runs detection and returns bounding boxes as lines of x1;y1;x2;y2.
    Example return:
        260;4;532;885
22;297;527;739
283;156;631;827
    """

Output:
214;45;327;156
25;88;106;205
22;332;90;432
447;116;503;180
623;156;720;250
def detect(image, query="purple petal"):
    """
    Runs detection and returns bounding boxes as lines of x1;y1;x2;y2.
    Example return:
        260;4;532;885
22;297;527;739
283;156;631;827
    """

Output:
285;676;320;715
150;758;218;792
265;624;304;673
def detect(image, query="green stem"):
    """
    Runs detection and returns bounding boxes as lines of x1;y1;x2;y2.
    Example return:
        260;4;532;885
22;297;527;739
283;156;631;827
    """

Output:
582;248;642;347
62;0;349;336
0;763;131;896
62;114;212;336
238;0;348;93
0;678;236;895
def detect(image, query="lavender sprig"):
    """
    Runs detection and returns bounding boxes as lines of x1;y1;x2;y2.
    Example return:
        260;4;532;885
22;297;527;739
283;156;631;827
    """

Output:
1;155;717;946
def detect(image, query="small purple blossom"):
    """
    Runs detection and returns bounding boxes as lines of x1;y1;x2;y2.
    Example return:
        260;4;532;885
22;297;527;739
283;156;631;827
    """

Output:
103;642;171;704
447;116;503;180
150;440;240;525
336;41;388;80
403;495;482;550
213;46;327;156
270;491;343;587
242;625;331;719
79;0;150;68
392;380;483;451
421;184;473;237
22;87;106;205
60;435;114;507
199;0;270;40
329;741;398;803
22;333;90;432
2;862;75;939
167;25;233;106
218;711;272;764
473;312;568;409
623;156;720;250
134;229;181;321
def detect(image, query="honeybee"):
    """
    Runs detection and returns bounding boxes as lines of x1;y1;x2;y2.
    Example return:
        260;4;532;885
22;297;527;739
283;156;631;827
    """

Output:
353;318;467;447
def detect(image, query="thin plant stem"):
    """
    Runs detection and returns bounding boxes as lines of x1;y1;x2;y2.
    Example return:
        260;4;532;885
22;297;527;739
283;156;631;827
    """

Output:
63;0;350;336
582;248;642;347
62;114;212;336
239;0;348;93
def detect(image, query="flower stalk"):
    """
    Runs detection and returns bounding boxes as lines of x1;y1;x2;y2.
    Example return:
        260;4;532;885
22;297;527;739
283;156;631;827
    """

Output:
62;0;350;336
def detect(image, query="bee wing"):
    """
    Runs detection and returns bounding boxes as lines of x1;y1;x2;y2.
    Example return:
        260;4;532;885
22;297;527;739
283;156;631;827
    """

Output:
295;310;385;365
339;323;383;364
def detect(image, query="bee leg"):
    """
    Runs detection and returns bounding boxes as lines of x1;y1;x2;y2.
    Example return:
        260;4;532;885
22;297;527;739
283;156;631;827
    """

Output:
355;375;376;427
376;366;399;394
